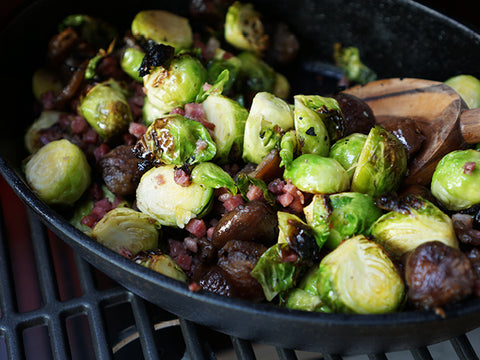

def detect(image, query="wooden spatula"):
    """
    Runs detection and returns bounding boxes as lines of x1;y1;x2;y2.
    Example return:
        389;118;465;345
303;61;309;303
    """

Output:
344;78;480;186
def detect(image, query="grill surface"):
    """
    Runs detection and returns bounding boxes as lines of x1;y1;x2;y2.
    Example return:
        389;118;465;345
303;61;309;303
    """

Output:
1;176;480;360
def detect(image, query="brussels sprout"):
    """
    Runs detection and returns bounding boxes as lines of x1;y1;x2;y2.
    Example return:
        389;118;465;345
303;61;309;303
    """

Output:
59;14;118;49
333;43;377;84
32;68;63;101
142;96;165;126
293;95;333;157
224;2;268;54
317;235;405;314
24;110;62;153
351;125;407;197
304;192;382;249
134;114;216;166
134;250;188;282
131;10;193;50
283;154;349;194
92;207;160;256
237;52;276;95
279;129;299;169
121;47;145;82
371;195;458;258
431;149;480;211
191;162;237;195
25;139;91;206
329;133;367;179
273;72;290;100
79;79;133;140
201;94;248;163
242;92;294;164
136;164;214;228
143;54;207;114
445;74;480;109
207;51;242;95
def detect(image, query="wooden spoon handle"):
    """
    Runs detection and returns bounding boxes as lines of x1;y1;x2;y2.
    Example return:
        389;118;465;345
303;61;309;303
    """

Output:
460;108;480;144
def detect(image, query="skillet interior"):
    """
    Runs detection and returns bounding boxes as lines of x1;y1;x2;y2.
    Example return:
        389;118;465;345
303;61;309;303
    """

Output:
2;0;480;354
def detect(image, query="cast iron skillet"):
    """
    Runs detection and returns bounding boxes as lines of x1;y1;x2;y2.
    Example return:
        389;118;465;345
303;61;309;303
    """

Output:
2;0;480;355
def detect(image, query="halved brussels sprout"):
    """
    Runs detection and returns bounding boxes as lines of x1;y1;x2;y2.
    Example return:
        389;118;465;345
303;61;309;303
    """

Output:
131;10;193;50
134;114;216;166
134;250;188;282
242;92;294;164
224;2;268;54
32;68;63;102
304;192;382;249
142;96;165;126
431;149;480;211
121;47;145;82
92;207;160;256
444;74;480;109
25;139;91;206
136;164;214;228
201;94;248;163
79;79;133;140
293;95;331;157
317;235;405;314
24;110;62;154
371;195;458;258
283;154;349;194
351;125;407;197
333;43;377;85
143;54;207;114
329;133;367;179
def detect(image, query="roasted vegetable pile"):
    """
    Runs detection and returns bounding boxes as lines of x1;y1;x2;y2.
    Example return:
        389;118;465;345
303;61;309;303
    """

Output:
24;1;480;315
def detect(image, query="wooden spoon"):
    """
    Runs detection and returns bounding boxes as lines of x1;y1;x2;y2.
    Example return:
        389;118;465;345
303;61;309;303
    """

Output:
344;78;480;186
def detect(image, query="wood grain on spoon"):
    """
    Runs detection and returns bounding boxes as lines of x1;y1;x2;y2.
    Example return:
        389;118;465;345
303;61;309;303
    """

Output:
344;78;480;186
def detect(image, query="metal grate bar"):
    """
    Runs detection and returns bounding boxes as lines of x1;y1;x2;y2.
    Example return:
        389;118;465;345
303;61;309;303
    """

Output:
275;347;298;360
451;334;479;360
411;346;434;360
368;354;389;360
180;318;216;360
231;336;256;360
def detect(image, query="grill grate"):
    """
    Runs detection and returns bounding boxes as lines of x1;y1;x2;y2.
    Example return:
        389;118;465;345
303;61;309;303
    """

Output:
1;176;479;360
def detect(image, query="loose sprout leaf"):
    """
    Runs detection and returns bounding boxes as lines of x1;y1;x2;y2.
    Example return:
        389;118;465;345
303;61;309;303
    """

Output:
236;173;276;206
138;43;175;77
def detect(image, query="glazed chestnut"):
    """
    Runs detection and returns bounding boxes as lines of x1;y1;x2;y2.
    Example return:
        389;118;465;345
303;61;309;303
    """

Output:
381;116;425;159
195;265;237;298
404;241;475;310
211;200;278;249
334;92;376;136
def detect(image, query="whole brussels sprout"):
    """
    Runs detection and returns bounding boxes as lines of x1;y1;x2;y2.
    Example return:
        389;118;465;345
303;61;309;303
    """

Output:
293;95;331;157
317;235;405;314
32;68;63;102
237;52;276;95
92;207;160;257
444;74;480;109
79;79;133;140
207;51;242;95
143;54;207;114
134;114;216;166
283;154;349;194
131;10;193;50
136;164;214;228
134;250;188;282
59;14;117;49
304;192;382;249
224;2;268;54
351;125;407;197
371;195;458;258
431;149;480;211
25;139;91;206
329;133;367;179
242;92;294;164
333;43;377;85
24;110;62;154
201;94;248;163
121;47;145;82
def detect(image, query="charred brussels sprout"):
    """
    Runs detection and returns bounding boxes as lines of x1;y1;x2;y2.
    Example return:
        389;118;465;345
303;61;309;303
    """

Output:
317;235;405;314
134;250;188;282
92;207;160;257
329;133;367;179
121;47;145;82
243;92;294;164
143;54;207;114
283;154;349;194
304;192;382;249
333;43;377;85
136;164;214;228
131;10;193;50
25;139;91;206
134;114;216;166
201;94;248;163
444;74;480;109
224;2;268;54
431;149;480;211
79;79;133;140
371;195;458;258
351;125;407;197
